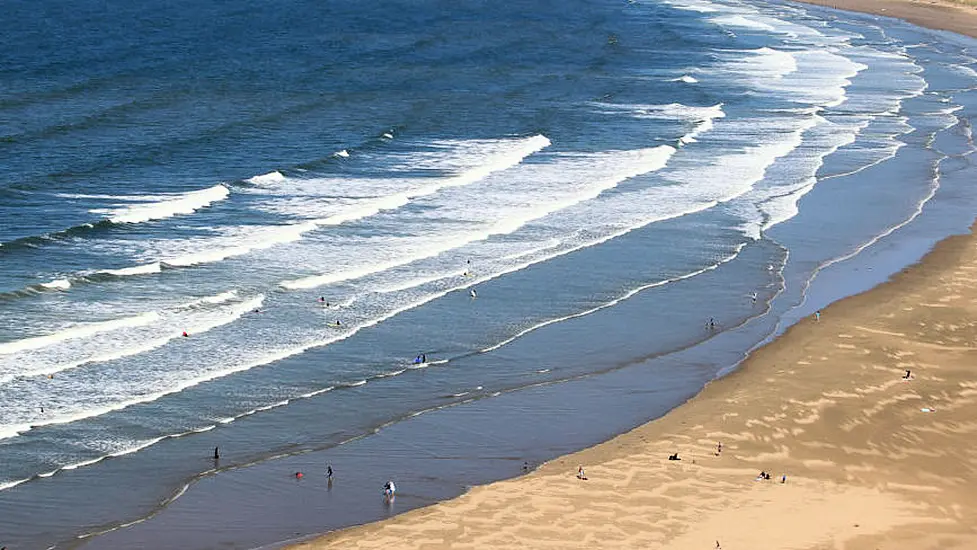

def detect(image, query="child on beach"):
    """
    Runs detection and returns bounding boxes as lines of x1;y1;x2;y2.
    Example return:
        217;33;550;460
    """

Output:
576;466;588;480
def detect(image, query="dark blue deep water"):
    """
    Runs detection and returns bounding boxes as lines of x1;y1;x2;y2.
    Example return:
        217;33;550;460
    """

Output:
1;0;975;547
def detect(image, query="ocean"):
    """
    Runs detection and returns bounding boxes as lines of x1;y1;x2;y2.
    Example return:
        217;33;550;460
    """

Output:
1;0;975;547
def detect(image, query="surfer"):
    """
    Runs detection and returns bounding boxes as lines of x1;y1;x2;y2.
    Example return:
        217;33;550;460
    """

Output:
414;355;423;364
334;320;342;327
421;353;426;363
318;296;325;303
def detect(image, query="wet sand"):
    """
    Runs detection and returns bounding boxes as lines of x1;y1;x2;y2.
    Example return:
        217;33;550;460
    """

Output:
292;232;977;550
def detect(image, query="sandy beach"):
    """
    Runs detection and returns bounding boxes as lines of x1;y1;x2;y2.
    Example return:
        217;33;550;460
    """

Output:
279;4;977;550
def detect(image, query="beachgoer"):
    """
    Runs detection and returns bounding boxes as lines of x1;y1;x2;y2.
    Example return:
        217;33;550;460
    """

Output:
327;465;333;480
421;353;426;363
716;442;722;456
708;318;716;330
414;355;423;364
522;461;530;472
214;447;220;460
668;453;681;461
716;541;722;549
334;320;342;327
383;480;396;498
469;288;477;298
577;466;587;480
751;291;757;304
40;406;44;413
318;296;325;303
182;330;189;337
295;471;303;479
903;369;912;380
756;471;767;481
781;474;787;484
815;310;821;322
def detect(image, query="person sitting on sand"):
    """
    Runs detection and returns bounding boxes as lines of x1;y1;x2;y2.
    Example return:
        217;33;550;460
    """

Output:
756;471;768;481
577;465;588;480
716;441;722;456
668;453;681;461
903;369;913;380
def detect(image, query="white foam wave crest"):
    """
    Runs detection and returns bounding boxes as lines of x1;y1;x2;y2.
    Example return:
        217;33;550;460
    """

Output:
670;75;698;83
162;222;320;267
593;102;725;144
0;312;160;355
246;171;287;185
0;292;259;383
98;262;162;277
709;14;776;32
100;185;229;224
39;278;71;291
281;145;676;290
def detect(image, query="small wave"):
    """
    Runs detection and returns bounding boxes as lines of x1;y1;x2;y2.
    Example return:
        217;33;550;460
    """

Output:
39;278;71;290
102;185;229;224
334;149;350;158
98;262;163;277
181;290;239;308
246;171;287;185
669;75;698;83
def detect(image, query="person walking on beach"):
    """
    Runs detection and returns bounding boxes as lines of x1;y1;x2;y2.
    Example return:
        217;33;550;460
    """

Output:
815;310;821;322
326;464;333;480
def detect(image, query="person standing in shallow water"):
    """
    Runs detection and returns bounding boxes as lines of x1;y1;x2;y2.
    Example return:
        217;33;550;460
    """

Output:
213;447;220;460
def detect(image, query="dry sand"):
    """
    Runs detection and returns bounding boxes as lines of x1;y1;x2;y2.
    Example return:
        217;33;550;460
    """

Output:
290;10;977;549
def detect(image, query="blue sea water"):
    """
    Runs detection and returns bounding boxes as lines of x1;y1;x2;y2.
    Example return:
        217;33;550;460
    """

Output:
0;0;975;547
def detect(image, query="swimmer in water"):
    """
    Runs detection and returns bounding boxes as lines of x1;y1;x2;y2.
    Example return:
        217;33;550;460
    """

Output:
469;288;477;298
334;320;342;327
182;330;189;337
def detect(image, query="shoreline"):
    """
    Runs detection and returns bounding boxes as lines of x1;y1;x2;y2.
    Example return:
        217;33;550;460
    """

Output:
786;0;977;39
287;7;977;546
294;231;977;549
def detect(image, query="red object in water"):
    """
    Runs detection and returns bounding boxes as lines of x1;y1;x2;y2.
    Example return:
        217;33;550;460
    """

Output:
182;331;188;337
295;472;303;478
